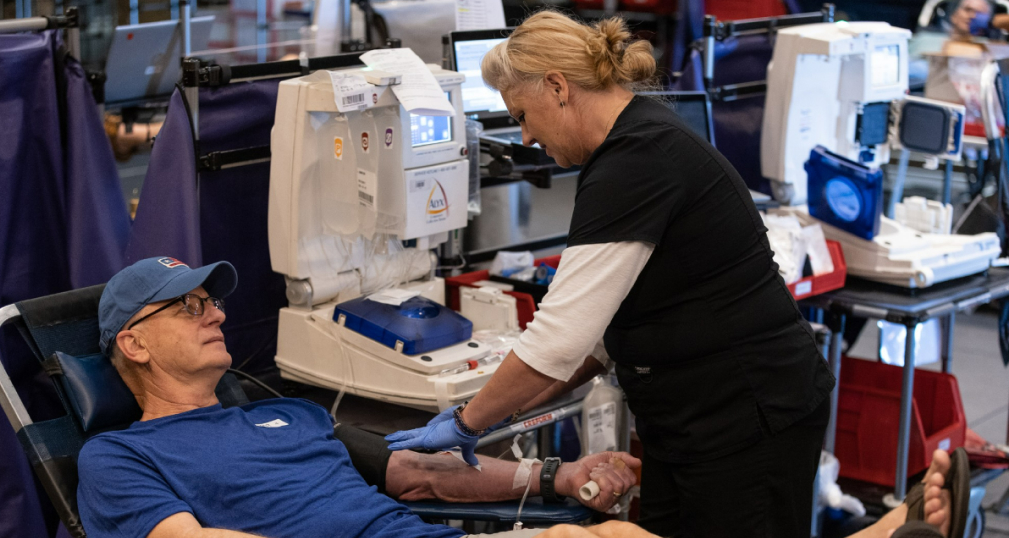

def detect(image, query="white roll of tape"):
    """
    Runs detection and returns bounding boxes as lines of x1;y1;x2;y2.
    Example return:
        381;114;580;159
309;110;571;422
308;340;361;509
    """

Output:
579;480;600;501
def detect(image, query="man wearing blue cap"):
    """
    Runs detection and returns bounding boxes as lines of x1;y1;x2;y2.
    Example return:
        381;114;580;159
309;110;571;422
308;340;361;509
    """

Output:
76;257;959;538
77;257;642;538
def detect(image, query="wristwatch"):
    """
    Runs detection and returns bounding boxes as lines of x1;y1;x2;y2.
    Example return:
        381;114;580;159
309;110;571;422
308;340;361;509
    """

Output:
539;457;566;503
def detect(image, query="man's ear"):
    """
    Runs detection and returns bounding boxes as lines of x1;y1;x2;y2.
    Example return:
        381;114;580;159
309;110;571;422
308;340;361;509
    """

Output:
116;330;151;365
544;71;569;105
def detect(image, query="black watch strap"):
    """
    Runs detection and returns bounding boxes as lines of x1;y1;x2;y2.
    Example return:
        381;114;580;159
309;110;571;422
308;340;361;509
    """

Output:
539;457;565;503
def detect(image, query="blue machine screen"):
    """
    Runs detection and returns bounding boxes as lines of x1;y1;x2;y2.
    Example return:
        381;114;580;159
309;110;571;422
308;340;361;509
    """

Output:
410;92;453;148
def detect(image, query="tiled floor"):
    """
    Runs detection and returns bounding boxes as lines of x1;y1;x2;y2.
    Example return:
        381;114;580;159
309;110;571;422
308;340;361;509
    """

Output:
847;310;1009;536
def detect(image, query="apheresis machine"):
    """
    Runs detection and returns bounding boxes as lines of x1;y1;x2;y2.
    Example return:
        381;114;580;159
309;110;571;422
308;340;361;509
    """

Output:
762;22;1000;288
268;49;498;410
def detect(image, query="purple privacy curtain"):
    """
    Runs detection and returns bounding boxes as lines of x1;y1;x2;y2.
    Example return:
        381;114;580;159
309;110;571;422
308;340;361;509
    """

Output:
673;35;775;195
64;58;131;287
197;81;288;375
124;89;201;266
0;30;128;538
127;80;287;375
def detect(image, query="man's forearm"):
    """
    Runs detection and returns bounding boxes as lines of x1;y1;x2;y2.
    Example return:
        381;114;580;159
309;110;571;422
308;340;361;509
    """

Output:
385;449;641;513
149;512;265;538
386;450;543;503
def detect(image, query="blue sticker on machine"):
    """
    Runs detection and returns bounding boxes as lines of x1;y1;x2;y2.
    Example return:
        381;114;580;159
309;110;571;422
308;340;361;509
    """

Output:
334;296;473;355
825;178;863;222
806;145;883;241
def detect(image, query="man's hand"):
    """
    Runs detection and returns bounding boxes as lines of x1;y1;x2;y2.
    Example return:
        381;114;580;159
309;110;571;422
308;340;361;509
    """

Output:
386;419;480;466
555;451;640;512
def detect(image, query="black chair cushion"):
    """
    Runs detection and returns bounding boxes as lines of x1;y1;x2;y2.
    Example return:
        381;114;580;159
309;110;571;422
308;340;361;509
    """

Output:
53;351;141;433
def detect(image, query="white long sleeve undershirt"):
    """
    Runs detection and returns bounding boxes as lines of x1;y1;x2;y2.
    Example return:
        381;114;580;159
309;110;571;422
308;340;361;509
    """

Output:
511;241;654;381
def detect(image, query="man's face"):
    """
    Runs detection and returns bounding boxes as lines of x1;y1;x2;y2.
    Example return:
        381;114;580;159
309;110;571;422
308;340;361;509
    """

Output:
128;286;231;378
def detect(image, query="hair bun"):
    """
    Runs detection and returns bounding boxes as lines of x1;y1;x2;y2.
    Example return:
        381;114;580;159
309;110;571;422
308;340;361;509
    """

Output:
591;17;655;87
479;9;656;93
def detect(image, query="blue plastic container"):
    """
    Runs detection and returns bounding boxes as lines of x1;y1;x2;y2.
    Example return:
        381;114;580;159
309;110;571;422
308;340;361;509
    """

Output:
806;145;884;241
334;296;473;355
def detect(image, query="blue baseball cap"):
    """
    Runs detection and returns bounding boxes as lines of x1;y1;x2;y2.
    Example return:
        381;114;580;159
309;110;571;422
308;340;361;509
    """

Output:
99;257;238;355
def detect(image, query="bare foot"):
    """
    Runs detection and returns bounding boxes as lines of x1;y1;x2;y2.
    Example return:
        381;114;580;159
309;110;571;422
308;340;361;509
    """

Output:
851;449;954;538
922;449;952;536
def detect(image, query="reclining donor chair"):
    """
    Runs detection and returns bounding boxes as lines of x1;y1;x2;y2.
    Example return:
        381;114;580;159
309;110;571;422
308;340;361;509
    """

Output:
0;285;591;537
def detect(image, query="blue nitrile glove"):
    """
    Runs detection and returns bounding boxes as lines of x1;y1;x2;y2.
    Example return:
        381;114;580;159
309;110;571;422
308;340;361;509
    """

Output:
425;405;513;432
386;419;481;466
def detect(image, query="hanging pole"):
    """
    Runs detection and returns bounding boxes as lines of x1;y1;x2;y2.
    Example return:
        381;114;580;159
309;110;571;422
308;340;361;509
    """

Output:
181;0;192;57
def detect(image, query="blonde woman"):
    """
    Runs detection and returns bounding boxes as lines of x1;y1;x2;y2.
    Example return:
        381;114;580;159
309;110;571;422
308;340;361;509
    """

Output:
387;11;834;538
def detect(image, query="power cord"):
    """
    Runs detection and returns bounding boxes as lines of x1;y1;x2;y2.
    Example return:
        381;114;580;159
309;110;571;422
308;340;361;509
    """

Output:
227;368;284;399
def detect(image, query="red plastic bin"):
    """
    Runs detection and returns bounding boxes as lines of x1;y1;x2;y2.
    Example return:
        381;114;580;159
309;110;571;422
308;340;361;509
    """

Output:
787;240;846;300
445;255;562;330
835;356;966;487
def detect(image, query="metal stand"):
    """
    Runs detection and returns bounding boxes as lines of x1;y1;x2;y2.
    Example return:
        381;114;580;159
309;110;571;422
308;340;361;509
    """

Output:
257;0;268;63
888;148;911;219
943;159;954;205
0;7;78;35
182;0;192;57
941;311;955;374
824;314;845;454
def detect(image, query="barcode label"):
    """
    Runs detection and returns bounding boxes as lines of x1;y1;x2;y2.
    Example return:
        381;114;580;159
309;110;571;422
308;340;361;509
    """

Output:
357;168;377;209
328;71;373;113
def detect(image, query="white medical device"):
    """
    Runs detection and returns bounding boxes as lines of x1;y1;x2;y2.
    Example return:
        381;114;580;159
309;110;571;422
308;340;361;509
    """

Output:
775;206;1000;288
268;61;498;411
760;22;998;288
762;21;911;205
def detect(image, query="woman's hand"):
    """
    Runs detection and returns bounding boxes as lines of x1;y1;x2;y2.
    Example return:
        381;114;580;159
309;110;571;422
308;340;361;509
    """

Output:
385;418;481;466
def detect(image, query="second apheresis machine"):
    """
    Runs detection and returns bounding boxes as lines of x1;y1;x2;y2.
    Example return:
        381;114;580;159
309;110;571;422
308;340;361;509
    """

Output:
761;21;1001;288
268;50;498;411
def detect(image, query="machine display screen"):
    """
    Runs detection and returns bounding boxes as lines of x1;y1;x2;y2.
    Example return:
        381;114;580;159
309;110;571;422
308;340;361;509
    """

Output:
454;37;509;115
871;45;900;87
410;92;453;147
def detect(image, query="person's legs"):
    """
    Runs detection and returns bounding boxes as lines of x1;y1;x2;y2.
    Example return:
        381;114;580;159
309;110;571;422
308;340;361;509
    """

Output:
637;452;682;537
638;399;829;538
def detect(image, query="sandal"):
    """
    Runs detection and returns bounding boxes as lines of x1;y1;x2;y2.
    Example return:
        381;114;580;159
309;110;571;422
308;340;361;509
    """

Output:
891;521;943;537
904;447;970;538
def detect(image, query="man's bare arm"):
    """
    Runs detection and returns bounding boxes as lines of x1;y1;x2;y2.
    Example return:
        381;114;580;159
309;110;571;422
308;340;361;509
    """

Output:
534;521;661;538
386;450;639;512
149;512;264;538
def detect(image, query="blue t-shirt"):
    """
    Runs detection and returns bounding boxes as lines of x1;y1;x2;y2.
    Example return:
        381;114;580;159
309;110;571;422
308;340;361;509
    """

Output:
77;398;465;538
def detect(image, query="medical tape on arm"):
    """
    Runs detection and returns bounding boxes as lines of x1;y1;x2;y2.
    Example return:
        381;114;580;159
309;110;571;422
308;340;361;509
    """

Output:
510;434;541;489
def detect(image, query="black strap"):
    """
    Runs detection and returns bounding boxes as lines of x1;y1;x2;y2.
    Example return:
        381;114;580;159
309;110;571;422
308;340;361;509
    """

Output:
42;355;64;377
539;457;565;503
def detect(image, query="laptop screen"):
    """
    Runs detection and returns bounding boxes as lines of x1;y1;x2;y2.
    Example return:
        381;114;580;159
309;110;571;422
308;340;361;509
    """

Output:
449;29;512;119
638;91;715;146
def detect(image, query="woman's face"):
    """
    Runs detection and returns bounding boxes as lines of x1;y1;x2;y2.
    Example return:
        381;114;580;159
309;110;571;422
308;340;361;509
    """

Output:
501;83;583;168
951;0;991;37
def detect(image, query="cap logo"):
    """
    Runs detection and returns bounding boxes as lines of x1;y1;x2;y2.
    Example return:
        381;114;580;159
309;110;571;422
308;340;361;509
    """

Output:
158;257;189;269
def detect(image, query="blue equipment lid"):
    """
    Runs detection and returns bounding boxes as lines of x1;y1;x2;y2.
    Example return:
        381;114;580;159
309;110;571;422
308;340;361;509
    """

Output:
806;145;883;241
334;296;473;355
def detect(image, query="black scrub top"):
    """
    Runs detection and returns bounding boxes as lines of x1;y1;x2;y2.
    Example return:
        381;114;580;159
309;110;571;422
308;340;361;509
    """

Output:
568;95;835;463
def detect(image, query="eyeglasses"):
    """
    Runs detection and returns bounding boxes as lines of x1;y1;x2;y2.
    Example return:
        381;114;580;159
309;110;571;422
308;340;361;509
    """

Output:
127;294;226;330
